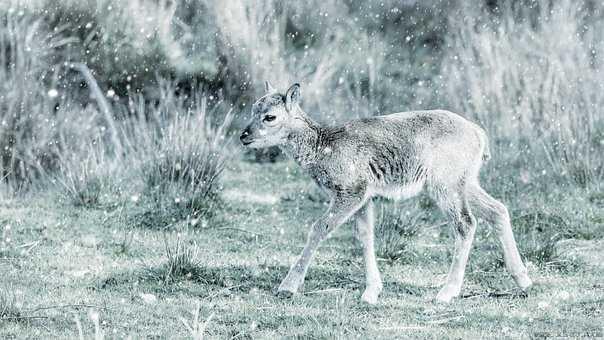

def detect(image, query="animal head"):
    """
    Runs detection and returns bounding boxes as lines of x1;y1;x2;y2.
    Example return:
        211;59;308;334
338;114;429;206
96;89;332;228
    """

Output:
240;82;301;148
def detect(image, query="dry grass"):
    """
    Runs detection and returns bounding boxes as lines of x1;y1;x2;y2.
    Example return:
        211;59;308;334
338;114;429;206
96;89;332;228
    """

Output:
179;301;214;340
144;236;202;283
54;143;108;207
123;81;234;228
443;0;604;186
0;12;78;189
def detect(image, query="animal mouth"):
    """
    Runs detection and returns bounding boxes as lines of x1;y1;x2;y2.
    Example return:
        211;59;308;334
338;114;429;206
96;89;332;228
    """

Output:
241;140;254;146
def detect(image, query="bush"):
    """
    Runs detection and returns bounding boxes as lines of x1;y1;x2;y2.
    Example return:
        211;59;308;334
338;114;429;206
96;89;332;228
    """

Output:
213;1;448;120
28;0;218;94
0;7;118;192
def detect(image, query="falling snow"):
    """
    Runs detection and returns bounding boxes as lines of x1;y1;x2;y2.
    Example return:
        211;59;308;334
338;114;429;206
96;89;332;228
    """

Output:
0;0;602;338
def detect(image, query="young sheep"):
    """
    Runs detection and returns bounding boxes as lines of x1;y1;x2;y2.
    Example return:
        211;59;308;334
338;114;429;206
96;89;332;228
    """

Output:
240;82;532;304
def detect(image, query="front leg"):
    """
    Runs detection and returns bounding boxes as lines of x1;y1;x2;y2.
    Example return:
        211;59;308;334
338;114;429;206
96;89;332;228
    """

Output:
278;195;365;295
355;200;383;304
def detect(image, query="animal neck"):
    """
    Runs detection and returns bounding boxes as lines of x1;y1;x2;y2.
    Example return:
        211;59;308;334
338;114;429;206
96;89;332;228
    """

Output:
282;108;323;167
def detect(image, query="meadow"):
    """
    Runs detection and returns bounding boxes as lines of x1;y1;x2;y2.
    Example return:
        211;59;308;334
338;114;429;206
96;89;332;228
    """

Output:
1;0;603;338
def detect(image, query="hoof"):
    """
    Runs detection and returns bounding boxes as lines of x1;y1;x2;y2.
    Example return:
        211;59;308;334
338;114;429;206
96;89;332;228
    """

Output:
275;288;296;299
516;275;533;291
361;289;380;305
435;287;460;304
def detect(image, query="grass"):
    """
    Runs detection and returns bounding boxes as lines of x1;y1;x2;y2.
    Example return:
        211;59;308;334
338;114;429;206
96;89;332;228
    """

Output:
144;236;203;284
0;0;603;337
0;11;79;189
0;158;602;338
126;89;234;230
374;199;429;263
0;289;21;320
54;144;108;208
443;0;604;187
179;301;214;340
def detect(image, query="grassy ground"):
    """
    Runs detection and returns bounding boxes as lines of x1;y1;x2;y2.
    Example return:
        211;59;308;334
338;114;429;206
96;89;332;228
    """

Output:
1;157;603;339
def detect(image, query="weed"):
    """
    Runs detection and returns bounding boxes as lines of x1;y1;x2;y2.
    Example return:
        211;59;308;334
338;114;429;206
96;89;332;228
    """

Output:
179;301;214;340
73;309;104;340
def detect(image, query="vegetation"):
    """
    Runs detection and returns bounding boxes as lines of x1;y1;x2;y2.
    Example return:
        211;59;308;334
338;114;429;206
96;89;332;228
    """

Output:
1;160;602;338
0;0;602;337
374;198;429;263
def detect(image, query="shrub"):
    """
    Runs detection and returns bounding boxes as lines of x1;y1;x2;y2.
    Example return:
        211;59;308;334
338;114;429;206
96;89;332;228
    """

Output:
35;0;218;93
0;7;116;192
213;1;448;119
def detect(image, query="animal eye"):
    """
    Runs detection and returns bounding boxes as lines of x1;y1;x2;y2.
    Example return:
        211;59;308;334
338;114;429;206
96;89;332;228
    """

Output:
263;115;276;122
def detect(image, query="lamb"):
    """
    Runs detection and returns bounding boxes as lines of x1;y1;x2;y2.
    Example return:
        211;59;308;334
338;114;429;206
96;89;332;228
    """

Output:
240;82;532;304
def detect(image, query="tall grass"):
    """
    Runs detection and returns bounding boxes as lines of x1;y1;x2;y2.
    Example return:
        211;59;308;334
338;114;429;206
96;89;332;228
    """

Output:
123;81;234;228
212;1;444;121
54;141;110;207
0;6;234;227
1;0;601;224
0;12;78;190
23;0;217;86
443;0;604;186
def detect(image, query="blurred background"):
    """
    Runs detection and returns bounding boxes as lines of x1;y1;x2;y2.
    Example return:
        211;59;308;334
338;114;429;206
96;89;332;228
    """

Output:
0;0;602;199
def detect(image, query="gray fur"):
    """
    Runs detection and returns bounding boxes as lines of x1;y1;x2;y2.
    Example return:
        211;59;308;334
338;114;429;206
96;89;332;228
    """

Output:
240;83;532;304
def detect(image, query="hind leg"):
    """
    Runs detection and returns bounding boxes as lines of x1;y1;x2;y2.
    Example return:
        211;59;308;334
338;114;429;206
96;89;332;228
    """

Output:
468;184;532;289
432;183;477;303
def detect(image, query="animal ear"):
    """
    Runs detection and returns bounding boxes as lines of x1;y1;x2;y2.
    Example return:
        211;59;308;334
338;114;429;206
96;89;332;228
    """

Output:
285;83;300;112
264;80;275;93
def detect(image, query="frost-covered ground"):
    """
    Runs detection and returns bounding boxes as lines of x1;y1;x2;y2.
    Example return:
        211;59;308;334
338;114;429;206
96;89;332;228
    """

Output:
1;159;602;338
